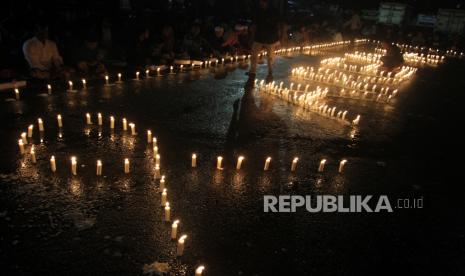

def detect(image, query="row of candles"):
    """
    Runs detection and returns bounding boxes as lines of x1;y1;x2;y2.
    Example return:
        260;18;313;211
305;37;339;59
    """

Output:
256;79;361;125
360;40;463;58
373;47;445;66
290;66;398;98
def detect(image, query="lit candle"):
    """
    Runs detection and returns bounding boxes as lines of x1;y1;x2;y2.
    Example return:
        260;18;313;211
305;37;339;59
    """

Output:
155;164;160;179
136;71;140;80
161;188;167;206
195;266;205;276
85;113;92;125
145;69;150;78
38;118;44;132
160;175;165;189
152;137;157;146
147;130;152;143
118;73;122;82
176;235;187;256
82;79;87;89
105;75;109;85
164;202;171;222
57;114;63;128
50;156;56;172
236;156;244;170
18;139;25;154
170;66;174;74
191;153;197;168
27;125;33;138
124;158;130;174
110;116;115;129
217;156;223;170
15;88;20;100
338;159;347;173
155;154;161;166
129;123;136;135
71;156;77;175
318;159;326;172
68;81;73;91
352;115;361;125
122;118;127;131
171;220;179;240
157;68;161;76
47;84;52;94
21;132;27;144
96;160;102;176
291;157;299;171
153;146;159;155
97;113;103;126
180;64;183;72
30;145;36;164
264;157;271;171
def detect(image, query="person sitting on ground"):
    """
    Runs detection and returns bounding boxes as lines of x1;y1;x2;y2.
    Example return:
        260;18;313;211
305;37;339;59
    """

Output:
380;41;404;71
222;24;244;54
237;25;253;55
154;25;176;64
22;22;67;79
127;27;153;70
208;26;227;57
75;34;107;78
182;24;209;60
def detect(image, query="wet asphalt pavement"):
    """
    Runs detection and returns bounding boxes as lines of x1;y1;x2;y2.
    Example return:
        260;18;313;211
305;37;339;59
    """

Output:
1;46;465;275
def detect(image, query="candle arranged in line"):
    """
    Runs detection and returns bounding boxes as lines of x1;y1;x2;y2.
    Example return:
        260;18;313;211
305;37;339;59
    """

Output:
47;84;52;94
155;154;161;166
338;159;347;173
82;79;87;89
15;88;20;100
105;75;109;85
171;220;179;240
155;164;160;179
97;113;103;126
145;69;150;78
291;157;299;171
191;153;197;168
86;113;92;125
153;146;159;155
28;125;33;138
217;156;223;170
164;202;171;222
195;266;205;276
96;160;102;176
152;137;157;146
122;118;127;131
264;157;271;171
50;156;56;172
147;130;152;143
129;123;136;135
136;71;140;80
124;158;130;174
176;235;187;256
236;156;244;170
56;114;63;128
71;156;77;175
30;145;36;164
38;118;44;132
318;159;326;172
161;188;167;206
21;132;27;145
68;81;74;91
18;139;25;154
160;175;165;190
110;116;115;129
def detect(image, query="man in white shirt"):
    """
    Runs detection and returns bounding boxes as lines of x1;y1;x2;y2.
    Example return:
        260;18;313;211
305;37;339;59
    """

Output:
22;23;64;79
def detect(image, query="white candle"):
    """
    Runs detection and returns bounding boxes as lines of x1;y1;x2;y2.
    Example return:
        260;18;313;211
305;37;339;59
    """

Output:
170;66;174;74
97;113;103;126
71;156;77;175
30;145;36;164
264;157;271;171
136;71;140;80
161;188;167;206
122;118;127;131
291;157;299;171
118;73;122;82
86;113;92;125
96;160;102;176
68;81;73;91
171;220;179;240
18;139;25;154
153;146;159;155
180;65;183;71
352;115;361;125
155;164;160;179
57;114;63;128
38;118;44;132
129;123;136;135
50;156;56;172
21;132;27;144
176;235;187;256
318;159;326;172
338;159;347;173
147;130;152;143
191;153;197;167
157;68;161;76
217;156;223;170
124;158;130;174
82;79;87;89
236;156;244;170
27;125;34;138
105;75;109;85
47;84;52;93
164;202;171;222
195;266;205;276
152;137;157;146
15;88;20;100
341;111;348;121
145;69;150;78
110;116;115;129
160;175;165;190
155;154;161;166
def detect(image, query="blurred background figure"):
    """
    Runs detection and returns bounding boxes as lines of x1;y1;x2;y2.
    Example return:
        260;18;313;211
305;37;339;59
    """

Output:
380;41;404;71
75;33;107;78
